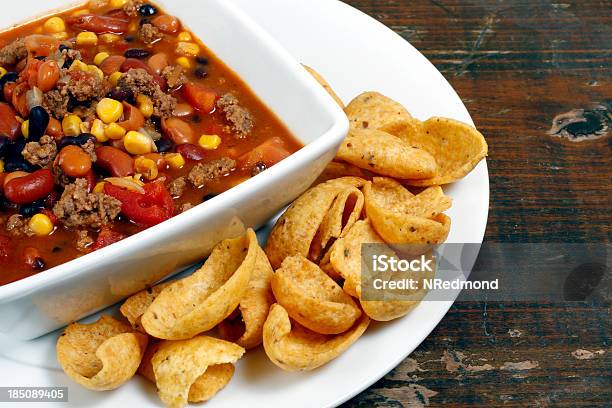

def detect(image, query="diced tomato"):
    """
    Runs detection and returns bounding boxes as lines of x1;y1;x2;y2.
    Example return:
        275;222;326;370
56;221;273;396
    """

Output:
11;82;29;117
182;82;217;113
91;226;126;251
238;137;292;171
0;102;21;140
104;181;175;227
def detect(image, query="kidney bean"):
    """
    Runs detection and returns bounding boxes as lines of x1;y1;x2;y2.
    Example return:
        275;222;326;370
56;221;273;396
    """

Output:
162;117;195;145
46;117;63;139
177;144;207;161
0;102;21;140
3;171;28;188
99;55;126;76
154;138;173;153
57;134;95;151
44;189;60;209
66;14;128;34
117;102;145;131
151;15;180;34
173;103;194;118
124;48;150;59
108;87;133;102
28;106;50;142
147;52;168;75
37;60;60;92
95;146;134;177
57;145;92;178
4;169;54;204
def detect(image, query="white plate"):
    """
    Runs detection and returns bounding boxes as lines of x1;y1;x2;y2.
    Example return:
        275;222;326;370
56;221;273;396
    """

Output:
0;0;489;407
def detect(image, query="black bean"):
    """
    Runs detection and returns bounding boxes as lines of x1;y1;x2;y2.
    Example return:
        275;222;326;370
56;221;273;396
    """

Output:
194;66;207;79
34;56;46;61
202;193;217;202
154;138;173;153
52;246;61;253
196;56;209;65
28;106;50;142
251;161;267;177
58;44;71;52
57;134;95;151
139;18;151;26
0;194;14;211
0;72;18;100
32;257;46;270
0;136;10;158
124;48;150;59
139;4;157;16
125;35;136;43
109;87;132;102
4;156;36;172
191;115;201;124
19;200;45;217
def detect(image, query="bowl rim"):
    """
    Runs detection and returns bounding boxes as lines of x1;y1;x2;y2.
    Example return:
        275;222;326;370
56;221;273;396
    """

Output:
0;0;349;301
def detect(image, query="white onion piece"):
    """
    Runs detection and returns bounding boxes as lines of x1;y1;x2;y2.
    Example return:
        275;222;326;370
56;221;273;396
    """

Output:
104;177;145;194
26;87;43;110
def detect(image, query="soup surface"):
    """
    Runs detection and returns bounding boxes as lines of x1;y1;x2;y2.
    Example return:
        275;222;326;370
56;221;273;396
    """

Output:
0;0;301;285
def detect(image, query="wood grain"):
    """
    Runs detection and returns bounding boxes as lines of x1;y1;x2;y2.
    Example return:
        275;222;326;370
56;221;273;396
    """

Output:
339;1;610;406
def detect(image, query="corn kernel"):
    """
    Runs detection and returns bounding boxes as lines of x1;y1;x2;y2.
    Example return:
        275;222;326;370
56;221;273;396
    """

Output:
93;52;109;66
177;31;192;42
136;95;154;118
21;120;29;138
51;32;69;41
100;33;121;44
175;57;193;69
135;157;158;180
105;122;126;140
87;65;104;81
176;42;200;57
76;31;98;46
44;17;66;33
0;159;4;173
93;181;106;193
124;131;153;155
108;71;123;87
109;0;127;9
165;153;185;169
69;59;88;72
91;119;107;142
0;67;7;79
96;98;123;124
198;134;222;150
28;213;54;236
62;114;82;136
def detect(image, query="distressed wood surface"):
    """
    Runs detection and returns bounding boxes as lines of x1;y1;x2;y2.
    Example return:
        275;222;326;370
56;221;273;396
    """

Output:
340;1;610;407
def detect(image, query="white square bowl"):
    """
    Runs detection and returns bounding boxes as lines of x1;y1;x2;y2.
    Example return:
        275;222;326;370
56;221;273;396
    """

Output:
0;0;348;340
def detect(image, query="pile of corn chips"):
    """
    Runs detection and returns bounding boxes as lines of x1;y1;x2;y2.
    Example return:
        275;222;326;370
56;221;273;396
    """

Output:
56;68;487;408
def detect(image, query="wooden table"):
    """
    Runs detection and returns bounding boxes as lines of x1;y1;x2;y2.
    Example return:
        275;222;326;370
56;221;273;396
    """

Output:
341;1;611;407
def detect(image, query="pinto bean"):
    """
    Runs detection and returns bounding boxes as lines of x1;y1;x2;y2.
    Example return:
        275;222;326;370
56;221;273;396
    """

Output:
147;52;168;75
173;103;194;118
151;15;180;34
117;102;145;131
95;146;134;177
4;169;54;204
37;60;60;92
162;117;195;145
46;117;63;139
66;14;128;34
58;145;92;178
99;55;126;76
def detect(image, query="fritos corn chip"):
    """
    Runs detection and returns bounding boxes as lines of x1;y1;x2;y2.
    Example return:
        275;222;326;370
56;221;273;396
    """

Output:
219;249;275;349
271;255;362;334
151;336;244;408
56;315;147;391
382;117;488;186
265;178;366;268
120;282;172;332
141;229;259;340
303;65;345;108
337;129;437;180
139;341;236;404
314;161;372;186
345;91;412;130
263;304;369;371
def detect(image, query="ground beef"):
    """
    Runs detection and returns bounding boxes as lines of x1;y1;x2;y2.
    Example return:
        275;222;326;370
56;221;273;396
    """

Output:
168;177;186;197
139;23;162;45
117;68;176;118
5;214;34;237
123;0;145;17
0;38;27;66
60;47;82;65
216;93;254;138
53;166;72;187
162;65;187;89
81;139;97;162
72;103;98;122
61;70;107;102
188;157;236;188
22;135;57;167
53;179;122;229
76;230;93;253
42;89;70;119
